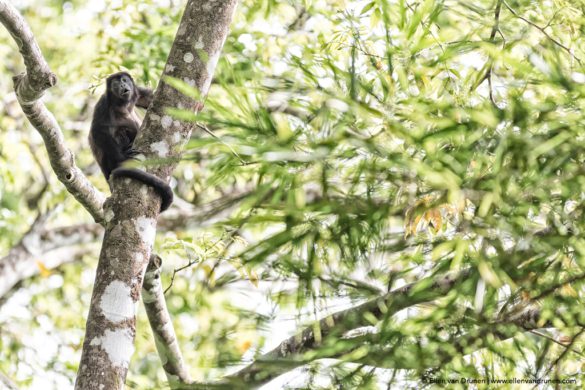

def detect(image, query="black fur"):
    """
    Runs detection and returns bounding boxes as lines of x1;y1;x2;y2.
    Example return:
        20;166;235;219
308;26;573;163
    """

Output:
89;72;173;212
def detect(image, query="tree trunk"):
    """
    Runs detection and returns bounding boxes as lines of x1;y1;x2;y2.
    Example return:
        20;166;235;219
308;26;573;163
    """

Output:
74;1;237;388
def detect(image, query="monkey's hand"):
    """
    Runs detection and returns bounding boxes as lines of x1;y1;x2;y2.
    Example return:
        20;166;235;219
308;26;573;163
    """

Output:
124;147;144;159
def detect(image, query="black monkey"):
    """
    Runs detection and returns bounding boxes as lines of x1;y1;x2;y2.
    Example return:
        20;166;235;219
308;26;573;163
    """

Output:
89;72;173;211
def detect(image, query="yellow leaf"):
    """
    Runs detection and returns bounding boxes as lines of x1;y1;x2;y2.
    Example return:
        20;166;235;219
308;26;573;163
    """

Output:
247;269;259;288
237;339;253;354
35;260;52;278
228;259;259;288
272;112;293;141
415;213;425;227
560;283;578;297
200;263;215;287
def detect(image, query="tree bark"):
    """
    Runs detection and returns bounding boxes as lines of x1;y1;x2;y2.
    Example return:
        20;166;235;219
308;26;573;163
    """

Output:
228;269;472;385
0;190;248;299
0;222;102;298
74;1;237;388
0;0;106;223
143;255;192;386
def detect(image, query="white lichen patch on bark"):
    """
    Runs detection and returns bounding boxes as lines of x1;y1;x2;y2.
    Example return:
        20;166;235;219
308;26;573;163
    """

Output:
104;209;115;223
142;289;156;303
172;132;181;143
89;328;135;369
135;216;156;246
142;273;159;303
100;281;135;323
194;36;204;49
161;115;173;129
183;52;194;63
150;113;161;121
165;64;176;73
150;141;169;157
135;252;144;263
160;321;174;335
183;77;196;87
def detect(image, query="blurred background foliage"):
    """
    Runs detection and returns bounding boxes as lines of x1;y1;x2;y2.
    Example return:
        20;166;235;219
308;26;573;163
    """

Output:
2;0;585;388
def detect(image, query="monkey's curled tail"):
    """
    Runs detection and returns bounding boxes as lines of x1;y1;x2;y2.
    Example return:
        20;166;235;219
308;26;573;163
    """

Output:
111;168;174;212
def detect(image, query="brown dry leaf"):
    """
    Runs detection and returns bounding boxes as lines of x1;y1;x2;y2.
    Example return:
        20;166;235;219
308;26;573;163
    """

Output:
427;208;443;231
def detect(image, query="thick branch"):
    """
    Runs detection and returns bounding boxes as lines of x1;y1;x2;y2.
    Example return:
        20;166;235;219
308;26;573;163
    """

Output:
224;308;550;387
323;309;549;371
0;222;102;298
221;274;556;386
0;3;206;388
75;1;237;388
0;0;55;98
0;0;106;223
143;255;192;386
0;372;18;390
229;269;473;385
0;190;248;299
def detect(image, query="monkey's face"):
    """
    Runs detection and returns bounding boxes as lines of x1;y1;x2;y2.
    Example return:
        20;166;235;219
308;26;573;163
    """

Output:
108;73;136;102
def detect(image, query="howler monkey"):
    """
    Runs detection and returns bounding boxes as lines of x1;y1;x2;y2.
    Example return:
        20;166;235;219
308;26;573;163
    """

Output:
89;72;173;211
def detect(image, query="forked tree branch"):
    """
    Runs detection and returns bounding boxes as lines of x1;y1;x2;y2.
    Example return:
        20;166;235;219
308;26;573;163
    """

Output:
226;269;473;385
0;0;106;223
143;254;193;385
75;1;237;387
0;190;248;299
0;1;199;386
0;222;102;298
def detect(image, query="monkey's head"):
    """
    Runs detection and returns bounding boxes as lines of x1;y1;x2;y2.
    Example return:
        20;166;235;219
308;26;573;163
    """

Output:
107;72;137;103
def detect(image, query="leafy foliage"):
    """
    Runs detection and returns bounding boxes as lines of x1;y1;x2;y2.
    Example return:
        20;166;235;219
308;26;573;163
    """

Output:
2;0;585;388
172;0;585;386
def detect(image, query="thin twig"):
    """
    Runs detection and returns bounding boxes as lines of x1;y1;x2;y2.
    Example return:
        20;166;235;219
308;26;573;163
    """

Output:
550;327;585;368
486;0;503;107
502;0;581;64
196;123;246;164
529;330;585;358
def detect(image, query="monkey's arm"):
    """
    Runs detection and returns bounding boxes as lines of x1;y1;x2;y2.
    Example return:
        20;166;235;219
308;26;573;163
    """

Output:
136;87;154;109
